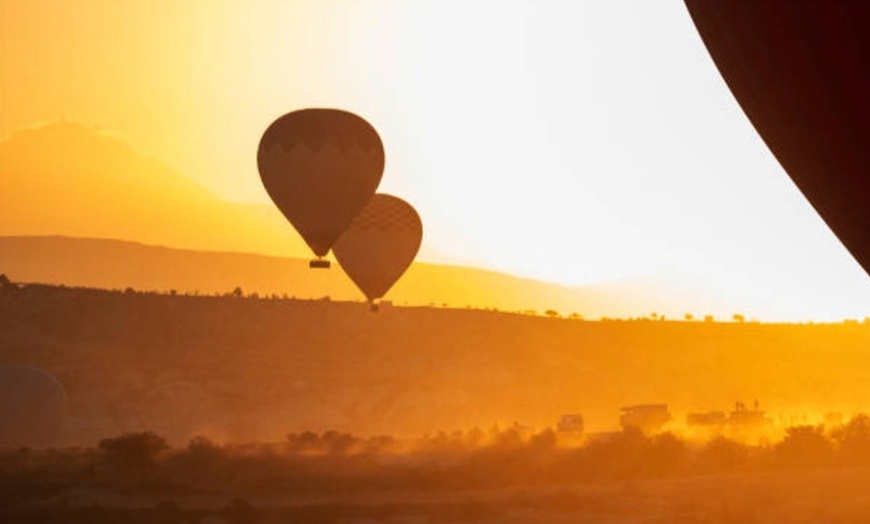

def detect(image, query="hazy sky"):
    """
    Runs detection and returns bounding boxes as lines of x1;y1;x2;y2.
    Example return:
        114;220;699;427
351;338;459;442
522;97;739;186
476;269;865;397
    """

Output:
2;0;869;320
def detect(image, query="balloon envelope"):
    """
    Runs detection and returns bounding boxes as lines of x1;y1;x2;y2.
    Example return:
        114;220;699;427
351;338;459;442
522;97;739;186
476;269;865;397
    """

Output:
257;109;385;257
0;366;66;448
333;194;423;302
684;1;870;275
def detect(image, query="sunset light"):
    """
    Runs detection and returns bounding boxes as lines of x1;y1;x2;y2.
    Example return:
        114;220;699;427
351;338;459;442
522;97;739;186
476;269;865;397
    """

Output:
2;1;869;321
3;2;870;521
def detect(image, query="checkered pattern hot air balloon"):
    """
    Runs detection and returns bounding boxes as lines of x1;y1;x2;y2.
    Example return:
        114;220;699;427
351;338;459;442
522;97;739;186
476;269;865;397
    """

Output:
333;194;423;304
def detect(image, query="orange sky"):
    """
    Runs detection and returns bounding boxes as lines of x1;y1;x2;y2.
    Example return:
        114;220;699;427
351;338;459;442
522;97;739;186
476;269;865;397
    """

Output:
2;0;870;321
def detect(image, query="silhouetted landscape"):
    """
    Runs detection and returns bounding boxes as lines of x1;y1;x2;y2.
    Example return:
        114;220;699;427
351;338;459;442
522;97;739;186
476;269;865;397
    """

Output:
0;235;720;320
2;280;869;440
3;269;870;523
4;272;870;523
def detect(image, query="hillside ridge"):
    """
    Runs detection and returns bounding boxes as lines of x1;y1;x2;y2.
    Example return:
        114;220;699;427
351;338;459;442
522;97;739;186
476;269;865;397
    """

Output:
2;281;868;444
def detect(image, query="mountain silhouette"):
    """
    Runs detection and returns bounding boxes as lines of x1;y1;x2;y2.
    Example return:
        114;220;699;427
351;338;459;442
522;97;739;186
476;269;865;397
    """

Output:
0;121;309;257
1;235;657;317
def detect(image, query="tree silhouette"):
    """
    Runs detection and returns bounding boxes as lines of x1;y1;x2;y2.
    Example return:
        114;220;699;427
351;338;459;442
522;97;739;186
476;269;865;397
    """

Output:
183;435;222;475
98;431;168;476
775;425;833;467
701;436;750;472
832;413;870;465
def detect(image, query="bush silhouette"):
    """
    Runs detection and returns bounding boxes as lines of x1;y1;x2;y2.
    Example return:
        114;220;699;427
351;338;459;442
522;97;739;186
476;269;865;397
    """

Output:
832;413;870;465
701;436;751;472
98;431;169;476
775;425;833;467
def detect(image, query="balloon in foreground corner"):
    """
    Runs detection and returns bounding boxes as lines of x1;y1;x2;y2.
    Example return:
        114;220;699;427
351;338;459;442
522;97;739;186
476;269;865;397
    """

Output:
333;194;423;303
684;1;870;276
0;365;66;447
257;109;385;263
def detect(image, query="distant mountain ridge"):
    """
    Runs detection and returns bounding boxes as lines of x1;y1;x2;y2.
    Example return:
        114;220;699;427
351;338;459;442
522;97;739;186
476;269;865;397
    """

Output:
0;235;638;317
0;121;310;257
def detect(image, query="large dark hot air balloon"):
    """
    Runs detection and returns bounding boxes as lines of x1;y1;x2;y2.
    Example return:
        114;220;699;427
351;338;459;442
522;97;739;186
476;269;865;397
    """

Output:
0;365;66;448
258;109;385;268
333;194;422;308
684;1;870;276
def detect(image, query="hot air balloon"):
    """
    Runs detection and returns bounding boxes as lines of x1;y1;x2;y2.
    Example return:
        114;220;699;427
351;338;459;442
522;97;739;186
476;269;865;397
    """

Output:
684;1;870;276
333;194;422;309
257;109;385;268
0;365;66;448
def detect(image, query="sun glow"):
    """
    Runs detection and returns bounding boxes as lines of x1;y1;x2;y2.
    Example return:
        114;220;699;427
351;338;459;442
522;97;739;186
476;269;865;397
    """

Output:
2;0;869;321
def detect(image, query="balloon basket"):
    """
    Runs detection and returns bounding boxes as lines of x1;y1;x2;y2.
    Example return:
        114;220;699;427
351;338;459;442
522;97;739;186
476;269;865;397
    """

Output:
369;302;379;313
309;259;331;269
